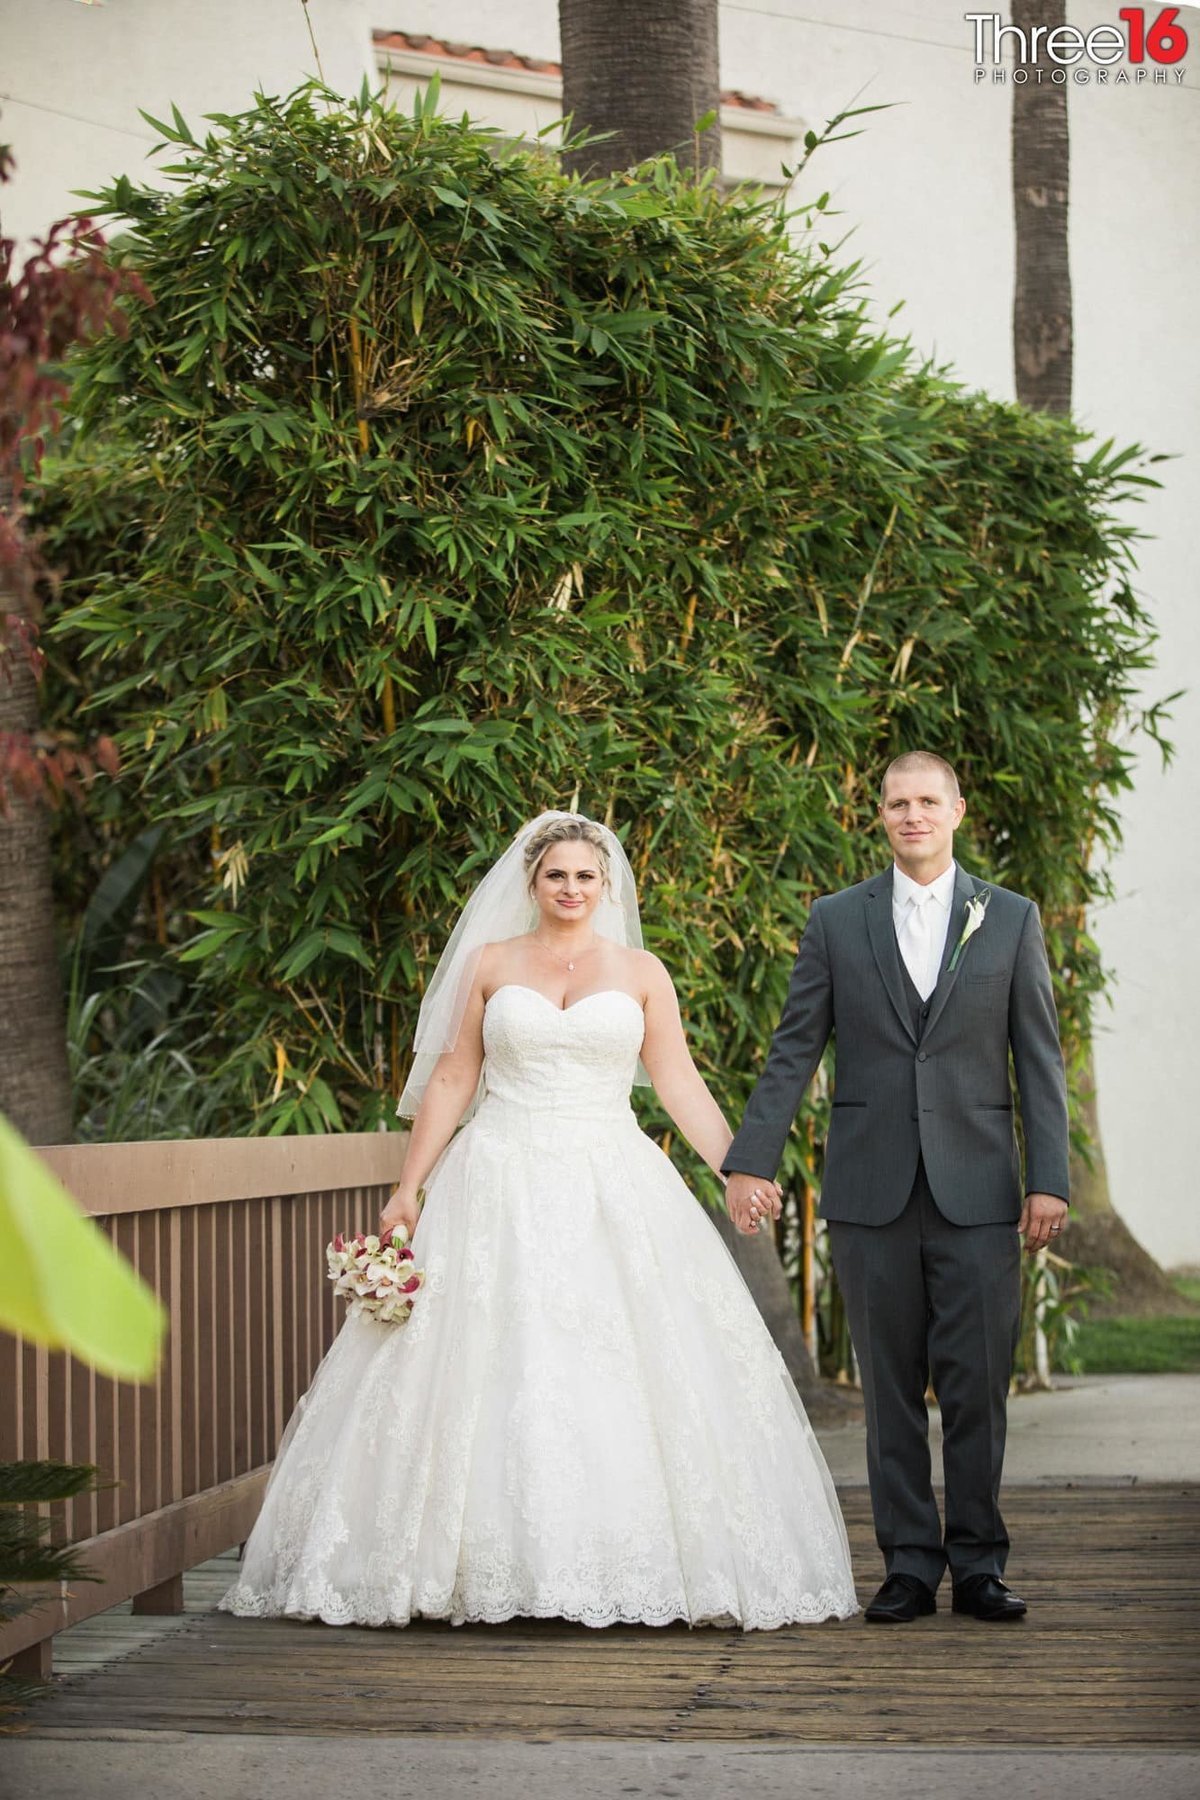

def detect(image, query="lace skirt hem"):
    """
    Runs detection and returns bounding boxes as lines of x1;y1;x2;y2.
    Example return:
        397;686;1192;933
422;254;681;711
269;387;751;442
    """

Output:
218;1581;858;1632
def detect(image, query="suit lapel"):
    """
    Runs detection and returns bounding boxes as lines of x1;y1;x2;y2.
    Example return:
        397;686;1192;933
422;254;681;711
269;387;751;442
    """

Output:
923;863;982;1040
865;868;918;1044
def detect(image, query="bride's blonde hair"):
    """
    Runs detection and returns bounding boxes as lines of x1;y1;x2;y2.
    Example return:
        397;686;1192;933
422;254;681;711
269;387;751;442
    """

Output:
522;814;613;895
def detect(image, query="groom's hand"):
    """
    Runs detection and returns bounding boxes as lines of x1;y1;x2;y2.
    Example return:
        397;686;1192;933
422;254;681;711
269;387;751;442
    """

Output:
725;1171;783;1236
1020;1192;1068;1254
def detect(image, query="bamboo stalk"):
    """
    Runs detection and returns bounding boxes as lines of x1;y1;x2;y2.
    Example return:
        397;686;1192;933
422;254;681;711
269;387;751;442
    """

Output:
347;315;370;456
801;1181;816;1361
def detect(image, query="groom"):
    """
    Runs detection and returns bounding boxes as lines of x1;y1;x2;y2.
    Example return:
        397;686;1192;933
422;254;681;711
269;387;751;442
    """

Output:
723;752;1069;1623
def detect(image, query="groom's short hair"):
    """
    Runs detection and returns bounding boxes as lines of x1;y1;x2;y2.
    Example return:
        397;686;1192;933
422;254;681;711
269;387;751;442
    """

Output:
880;751;961;802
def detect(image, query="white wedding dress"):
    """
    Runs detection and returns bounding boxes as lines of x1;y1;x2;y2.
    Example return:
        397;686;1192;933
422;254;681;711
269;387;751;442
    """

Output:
219;984;858;1630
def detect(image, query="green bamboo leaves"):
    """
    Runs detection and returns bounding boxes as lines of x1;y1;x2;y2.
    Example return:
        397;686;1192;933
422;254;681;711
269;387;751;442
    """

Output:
37;82;1165;1169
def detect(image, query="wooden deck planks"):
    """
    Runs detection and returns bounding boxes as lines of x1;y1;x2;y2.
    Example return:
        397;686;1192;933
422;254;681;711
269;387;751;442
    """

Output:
22;1486;1200;1745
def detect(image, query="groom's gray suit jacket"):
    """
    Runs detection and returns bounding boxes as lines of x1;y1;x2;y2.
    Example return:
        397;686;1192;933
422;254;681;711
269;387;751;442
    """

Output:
722;864;1070;1225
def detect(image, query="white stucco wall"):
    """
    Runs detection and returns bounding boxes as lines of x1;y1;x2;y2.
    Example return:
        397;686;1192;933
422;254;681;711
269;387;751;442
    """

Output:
0;0;377;244
3;1;1197;1263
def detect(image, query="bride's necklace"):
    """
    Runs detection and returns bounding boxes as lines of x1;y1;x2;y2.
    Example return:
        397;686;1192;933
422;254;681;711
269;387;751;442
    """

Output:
534;933;597;975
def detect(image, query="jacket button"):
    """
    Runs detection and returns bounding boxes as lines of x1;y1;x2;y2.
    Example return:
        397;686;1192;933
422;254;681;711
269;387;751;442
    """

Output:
918;1051;928;1062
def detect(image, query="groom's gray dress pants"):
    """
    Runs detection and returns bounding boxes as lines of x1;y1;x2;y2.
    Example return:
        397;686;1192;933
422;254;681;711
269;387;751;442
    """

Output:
828;1158;1022;1591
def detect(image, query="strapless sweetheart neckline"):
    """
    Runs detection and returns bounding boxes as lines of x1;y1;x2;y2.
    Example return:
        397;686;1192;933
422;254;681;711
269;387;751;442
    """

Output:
486;982;644;1018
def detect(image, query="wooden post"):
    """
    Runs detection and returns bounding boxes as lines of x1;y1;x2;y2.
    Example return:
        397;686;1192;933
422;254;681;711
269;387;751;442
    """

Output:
9;1638;53;1680
132;1573;185;1615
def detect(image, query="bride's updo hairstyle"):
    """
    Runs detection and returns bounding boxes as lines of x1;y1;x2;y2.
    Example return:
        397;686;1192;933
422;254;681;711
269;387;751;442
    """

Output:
522;814;613;896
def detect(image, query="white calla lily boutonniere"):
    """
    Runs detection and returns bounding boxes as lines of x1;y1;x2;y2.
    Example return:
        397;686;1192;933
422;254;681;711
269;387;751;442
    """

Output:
948;887;991;972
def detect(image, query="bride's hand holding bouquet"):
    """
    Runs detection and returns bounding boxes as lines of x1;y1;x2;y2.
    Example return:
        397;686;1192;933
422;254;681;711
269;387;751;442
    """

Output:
379;1184;421;1241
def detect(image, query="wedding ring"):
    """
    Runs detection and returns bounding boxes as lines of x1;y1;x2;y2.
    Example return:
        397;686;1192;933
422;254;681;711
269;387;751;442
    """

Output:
1050;1225;1061;1234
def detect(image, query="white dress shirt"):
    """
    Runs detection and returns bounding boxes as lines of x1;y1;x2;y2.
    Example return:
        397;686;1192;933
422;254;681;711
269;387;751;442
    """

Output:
892;860;957;1002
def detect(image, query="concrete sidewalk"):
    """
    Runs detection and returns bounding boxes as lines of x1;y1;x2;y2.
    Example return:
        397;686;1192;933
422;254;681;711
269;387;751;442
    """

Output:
816;1371;1200;1486
5;1740;1200;1800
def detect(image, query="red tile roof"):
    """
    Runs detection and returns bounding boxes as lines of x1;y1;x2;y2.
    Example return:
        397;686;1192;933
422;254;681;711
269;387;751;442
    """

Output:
373;30;779;112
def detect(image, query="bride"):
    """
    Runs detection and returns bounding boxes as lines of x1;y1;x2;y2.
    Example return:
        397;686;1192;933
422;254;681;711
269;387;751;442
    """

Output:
220;811;856;1630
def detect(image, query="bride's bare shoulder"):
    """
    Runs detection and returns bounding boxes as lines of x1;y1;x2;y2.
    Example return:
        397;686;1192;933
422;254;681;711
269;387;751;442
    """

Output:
476;938;531;984
621;946;674;999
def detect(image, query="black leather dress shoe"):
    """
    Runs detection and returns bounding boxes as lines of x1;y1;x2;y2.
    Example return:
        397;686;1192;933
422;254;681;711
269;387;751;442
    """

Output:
864;1572;937;1622
951;1574;1028;1620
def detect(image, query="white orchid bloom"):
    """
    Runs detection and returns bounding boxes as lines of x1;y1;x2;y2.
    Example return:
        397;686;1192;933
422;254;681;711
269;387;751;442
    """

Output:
949;887;991;972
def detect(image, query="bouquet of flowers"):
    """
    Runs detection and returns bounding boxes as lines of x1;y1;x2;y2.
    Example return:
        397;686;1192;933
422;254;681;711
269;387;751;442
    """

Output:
325;1227;424;1324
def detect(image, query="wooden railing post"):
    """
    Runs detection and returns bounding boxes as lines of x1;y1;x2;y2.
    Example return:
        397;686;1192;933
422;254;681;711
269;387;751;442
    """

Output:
9;1638;53;1680
132;1573;185;1615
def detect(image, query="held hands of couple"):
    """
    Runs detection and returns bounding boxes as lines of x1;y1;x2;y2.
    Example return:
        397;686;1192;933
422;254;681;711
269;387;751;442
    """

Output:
1019;1191;1069;1254
724;1179;1069;1248
724;1171;784;1236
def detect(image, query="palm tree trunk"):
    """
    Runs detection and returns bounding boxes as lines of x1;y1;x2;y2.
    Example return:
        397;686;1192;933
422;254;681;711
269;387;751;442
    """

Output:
1065;1049;1186;1312
1010;3;1182;1309
559;0;721;180
1011;0;1073;415
0;479;74;1145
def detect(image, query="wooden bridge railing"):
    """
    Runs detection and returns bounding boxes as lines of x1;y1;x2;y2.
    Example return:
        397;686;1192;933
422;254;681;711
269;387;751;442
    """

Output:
0;1133;406;1678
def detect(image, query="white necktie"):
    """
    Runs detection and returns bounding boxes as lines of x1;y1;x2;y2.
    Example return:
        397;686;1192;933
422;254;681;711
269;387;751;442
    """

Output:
902;889;938;1002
